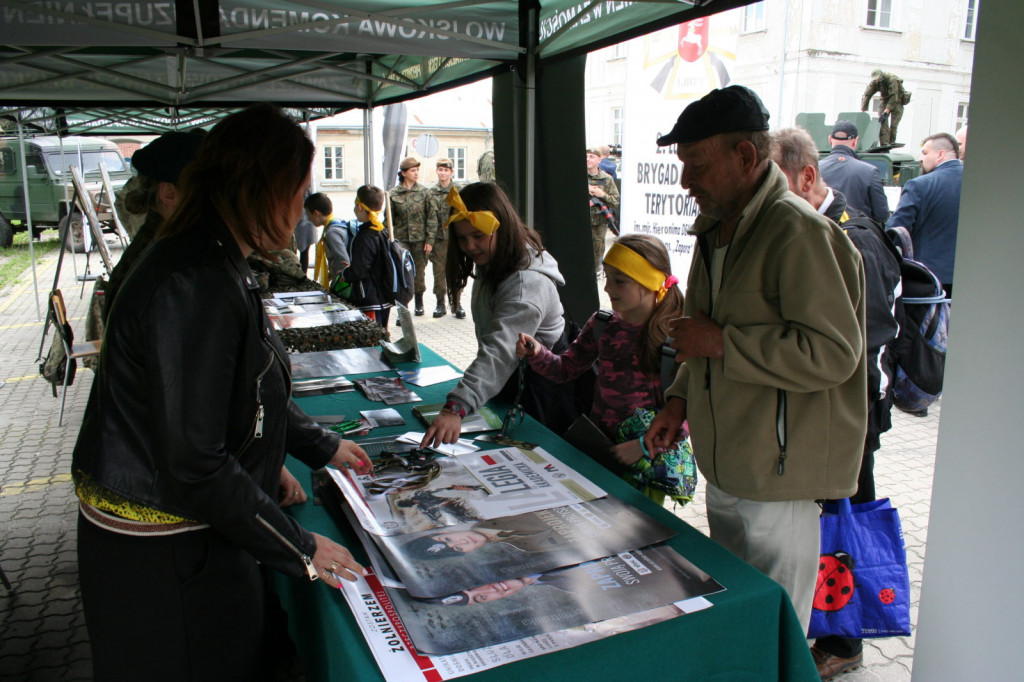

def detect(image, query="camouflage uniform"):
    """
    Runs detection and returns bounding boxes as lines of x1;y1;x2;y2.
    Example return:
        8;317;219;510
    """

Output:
861;70;907;146
426;181;458;301
389;182;435;296
588;169;619;269
477;150;495;183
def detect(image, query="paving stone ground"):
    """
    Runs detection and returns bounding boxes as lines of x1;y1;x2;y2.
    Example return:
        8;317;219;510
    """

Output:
0;234;936;680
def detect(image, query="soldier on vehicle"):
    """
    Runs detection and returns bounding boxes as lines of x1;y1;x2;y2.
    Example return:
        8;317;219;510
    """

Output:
861;69;911;146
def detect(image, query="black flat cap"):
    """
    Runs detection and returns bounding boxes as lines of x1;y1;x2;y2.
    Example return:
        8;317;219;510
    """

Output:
657;85;770;147
132;131;206;184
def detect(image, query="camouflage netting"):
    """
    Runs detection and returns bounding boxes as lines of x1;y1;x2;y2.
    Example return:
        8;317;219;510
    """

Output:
248;249;387;353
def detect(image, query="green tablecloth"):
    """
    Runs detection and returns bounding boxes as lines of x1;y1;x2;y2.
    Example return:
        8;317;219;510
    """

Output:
272;345;818;681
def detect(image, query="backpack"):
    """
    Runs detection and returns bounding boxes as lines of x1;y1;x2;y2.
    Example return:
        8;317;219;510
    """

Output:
885;226;950;411
388;238;416;306
897;78;912;105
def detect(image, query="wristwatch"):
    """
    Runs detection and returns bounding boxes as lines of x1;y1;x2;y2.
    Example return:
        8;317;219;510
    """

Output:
442;400;467;418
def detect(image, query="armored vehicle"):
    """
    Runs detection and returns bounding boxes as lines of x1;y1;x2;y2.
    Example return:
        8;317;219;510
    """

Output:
795;111;922;188
0;136;132;251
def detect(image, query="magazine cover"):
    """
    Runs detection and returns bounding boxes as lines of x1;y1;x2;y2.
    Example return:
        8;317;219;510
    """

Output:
385;544;725;655
328;446;607;536
374;496;677;598
338;567;714;682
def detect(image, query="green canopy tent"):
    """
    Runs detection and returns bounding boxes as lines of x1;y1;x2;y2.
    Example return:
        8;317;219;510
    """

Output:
0;0;752;317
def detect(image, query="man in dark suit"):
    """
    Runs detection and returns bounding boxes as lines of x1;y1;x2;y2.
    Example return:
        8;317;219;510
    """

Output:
818;120;890;225
887;132;963;298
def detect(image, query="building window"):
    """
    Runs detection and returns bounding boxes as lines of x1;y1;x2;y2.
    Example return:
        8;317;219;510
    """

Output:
866;0;893;29
612;107;623;147
323;146;343;180
609;42;626;60
447;147;467;181
956;101;969;130
742;1;766;32
964;0;978;40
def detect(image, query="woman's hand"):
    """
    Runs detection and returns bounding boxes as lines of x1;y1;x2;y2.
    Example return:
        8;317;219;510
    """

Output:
329;440;373;475
311;532;363;588
421;411;462;448
277;466;307;507
611;439;645;466
515;333;539;358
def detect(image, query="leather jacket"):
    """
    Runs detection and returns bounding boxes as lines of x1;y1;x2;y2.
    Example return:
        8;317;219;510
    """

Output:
73;218;339;579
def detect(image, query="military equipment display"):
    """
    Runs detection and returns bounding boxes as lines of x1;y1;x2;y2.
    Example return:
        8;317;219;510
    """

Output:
795;111;921;187
0;136;132;250
248;252;387;353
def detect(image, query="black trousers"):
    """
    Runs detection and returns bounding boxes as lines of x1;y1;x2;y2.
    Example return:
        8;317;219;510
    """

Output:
78;514;273;682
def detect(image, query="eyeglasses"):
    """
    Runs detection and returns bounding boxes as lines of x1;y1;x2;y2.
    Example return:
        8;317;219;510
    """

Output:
500;357;527;438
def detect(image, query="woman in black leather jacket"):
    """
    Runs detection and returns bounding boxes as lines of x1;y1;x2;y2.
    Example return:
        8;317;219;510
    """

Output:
72;104;372;681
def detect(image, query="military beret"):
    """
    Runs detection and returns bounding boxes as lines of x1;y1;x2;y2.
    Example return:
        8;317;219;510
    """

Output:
657;85;770;147
132;131;206;184
399;156;421;171
436;158;454;169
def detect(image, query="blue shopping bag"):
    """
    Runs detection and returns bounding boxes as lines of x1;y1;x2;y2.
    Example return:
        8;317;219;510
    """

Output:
808;498;912;639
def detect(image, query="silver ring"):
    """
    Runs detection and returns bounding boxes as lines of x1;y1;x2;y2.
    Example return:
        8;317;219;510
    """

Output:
293;491;300;497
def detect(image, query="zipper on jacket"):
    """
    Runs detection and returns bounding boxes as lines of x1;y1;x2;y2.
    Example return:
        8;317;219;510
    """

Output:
252;351;275;441
776;389;788;475
256;513;319;581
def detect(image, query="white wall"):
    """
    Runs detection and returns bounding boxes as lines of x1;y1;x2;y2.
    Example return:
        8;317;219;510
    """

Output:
912;0;1024;678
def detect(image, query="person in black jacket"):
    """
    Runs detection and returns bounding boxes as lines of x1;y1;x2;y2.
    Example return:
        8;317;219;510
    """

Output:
72;104;373;681
818;120;890;225
773;127;901;680
342;184;394;329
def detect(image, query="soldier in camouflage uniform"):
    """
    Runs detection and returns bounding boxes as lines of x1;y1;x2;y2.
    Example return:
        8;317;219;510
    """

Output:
477;149;495;183
390;157;436;315
861;69;909;146
586;147;620;270
426;158;467;319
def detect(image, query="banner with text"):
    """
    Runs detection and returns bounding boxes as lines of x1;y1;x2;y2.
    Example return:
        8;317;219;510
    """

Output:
619;11;741;283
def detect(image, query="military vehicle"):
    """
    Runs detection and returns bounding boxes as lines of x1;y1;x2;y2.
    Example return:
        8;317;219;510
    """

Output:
795;111;922;188
0;136;133;251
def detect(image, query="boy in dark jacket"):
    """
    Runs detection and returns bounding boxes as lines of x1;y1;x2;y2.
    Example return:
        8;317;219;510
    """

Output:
342;185;394;329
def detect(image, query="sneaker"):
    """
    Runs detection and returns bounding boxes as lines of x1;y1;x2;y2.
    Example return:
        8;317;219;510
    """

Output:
810;645;862;680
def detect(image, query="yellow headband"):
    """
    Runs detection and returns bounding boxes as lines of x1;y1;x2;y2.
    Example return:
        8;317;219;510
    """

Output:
356;199;384;231
444;186;500;235
602;242;678;303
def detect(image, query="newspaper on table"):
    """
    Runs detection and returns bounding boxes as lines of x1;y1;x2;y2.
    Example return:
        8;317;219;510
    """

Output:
385;543;724;655
373;496;677;598
328;446;606;536
339;567;714;682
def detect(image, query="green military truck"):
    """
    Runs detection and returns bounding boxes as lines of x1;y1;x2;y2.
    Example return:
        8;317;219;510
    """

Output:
0;135;132;251
795;111;922;189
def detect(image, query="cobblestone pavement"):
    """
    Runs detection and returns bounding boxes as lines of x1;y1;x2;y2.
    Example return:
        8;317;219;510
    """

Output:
0;236;937;680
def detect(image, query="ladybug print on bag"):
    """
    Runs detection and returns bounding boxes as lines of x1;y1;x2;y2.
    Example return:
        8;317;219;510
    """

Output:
813;551;856;611
878;587;896;604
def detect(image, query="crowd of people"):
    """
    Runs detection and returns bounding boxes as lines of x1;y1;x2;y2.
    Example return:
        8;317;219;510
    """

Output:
74;71;963;679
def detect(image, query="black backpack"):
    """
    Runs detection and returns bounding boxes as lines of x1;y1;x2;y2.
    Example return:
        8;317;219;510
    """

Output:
885;226;950;410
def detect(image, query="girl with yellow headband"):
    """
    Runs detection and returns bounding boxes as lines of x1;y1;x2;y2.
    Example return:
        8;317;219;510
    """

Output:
421;183;574;449
515;234;696;505
340;185;393;328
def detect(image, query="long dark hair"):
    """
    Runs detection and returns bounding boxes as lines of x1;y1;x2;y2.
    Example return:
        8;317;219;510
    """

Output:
611;233;684;376
445;182;545;303
157;103;314;258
